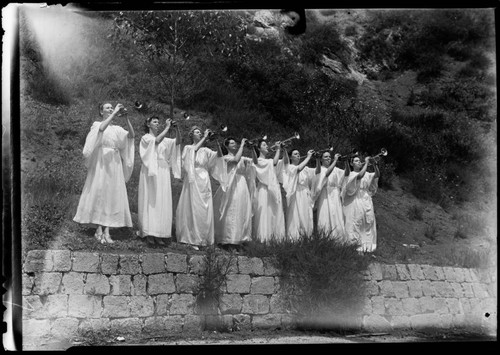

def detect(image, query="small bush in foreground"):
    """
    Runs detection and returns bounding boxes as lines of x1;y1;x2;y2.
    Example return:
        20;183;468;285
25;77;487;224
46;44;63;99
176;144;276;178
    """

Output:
408;204;424;221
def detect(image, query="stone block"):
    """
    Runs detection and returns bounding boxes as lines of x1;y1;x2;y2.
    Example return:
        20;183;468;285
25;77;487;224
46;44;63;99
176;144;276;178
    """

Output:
102;296;130;318
183;315;204;333
238;256;264;275
433;297;449;314
155;294;170;316
188;254;206;275
219;294;243;314
119;255;141;275
378;280;395;297
406;280;423;298
442;267;457;282
109;275;132;296
419;296;436;313
78;318;111;334
141;253;166;275
166;253;188;273
129;296;154;317
280;314;296;329
269;293;290;314
462;268;474;282
43;294;68;318
23;319;51;339
132;274;147;295
252;314;281;329
262;257;280;276
24;250;53;273
101;253;120;275
250;276;275;294
395;264;411;281
461;282;475;298
233;314;252;331
109;318;143;335
226;274;251;294
471;282;490;298
175;274;200;293
61;272;84;294
410;313;442;329
52;250;72;272
205;314;233;331
401;298;421;315
365;280;380;296
170;293;196;315
143;316;182;336
147;273;176;295
446;298;463;315
33;272;62;295
468;269;480;283
72;252;99;273
50;317;79;339
362;314;392;332
22;274;34;295
367;263;383;280
84;274;110;295
452;267;466;282
420;280;437;297
242;294;269;314
381;264;398;280
384;298;404;316
390;315;411;329
440;314;453;327
392;281;409;298
407;264;424;280
23;295;43;319
371;296;385;315
433;281;455;298
68;295;103;318
449;282;464;298
163;315;184;333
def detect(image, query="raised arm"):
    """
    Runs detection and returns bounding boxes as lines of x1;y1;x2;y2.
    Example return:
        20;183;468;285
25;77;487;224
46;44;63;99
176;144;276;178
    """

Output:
194;129;210;152
125;115;135;139
325;153;340;177
373;159;380;179
283;148;290;166
99;104;122;132
273;141;282;166
234;138;247;163
155;118;171;144
357;156;370;180
251;145;259;165
174;122;181;145
344;158;351;177
298;149;314;171
315;155;321;175
215;139;223;158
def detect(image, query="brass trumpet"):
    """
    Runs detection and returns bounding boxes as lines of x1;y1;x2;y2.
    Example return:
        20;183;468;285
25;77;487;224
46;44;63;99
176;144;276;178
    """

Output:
245;135;268;147
171;113;190;126
269;132;300;151
117;101;143;116
366;148;388;166
207;124;228;140
339;148;359;161
305;147;333;159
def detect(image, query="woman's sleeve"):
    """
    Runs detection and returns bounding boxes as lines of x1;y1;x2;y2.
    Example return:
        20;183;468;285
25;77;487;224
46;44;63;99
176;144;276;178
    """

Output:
117;126;135;183
140;134;157;177
275;158;285;184
366;172;379;197
163;138;181;179
82;122;103;168
282;165;298;206
207;148;228;191
343;172;360;197
182;145;196;184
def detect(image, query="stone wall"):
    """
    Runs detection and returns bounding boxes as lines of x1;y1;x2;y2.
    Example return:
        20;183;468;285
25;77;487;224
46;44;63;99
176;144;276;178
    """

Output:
21;250;496;348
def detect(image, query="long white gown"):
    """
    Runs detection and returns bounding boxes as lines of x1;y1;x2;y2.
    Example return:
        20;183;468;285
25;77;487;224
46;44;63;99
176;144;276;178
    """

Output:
73;121;134;227
343;171;379;252
282;164;315;240
138;134;181;239
213;155;253;245
175;145;227;246
252;157;286;242
312;165;347;240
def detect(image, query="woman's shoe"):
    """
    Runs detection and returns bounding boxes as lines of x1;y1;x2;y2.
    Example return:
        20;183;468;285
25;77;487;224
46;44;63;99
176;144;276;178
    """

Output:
102;231;115;244
94;231;103;243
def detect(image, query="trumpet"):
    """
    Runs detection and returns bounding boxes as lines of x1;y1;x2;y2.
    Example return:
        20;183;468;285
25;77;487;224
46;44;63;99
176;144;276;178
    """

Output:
307;146;333;159
207;124;228;140
244;135;268;147
269;132;300;151
117;101;143;116
366;148;388;166
339;148;359;161
171;113;190;126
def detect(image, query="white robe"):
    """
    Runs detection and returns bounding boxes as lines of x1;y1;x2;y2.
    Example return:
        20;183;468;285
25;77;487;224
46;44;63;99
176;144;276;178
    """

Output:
175;145;227;246
252;157;286;242
282;165;315;240
213;155;253;245
73;122;134;227
138;134;181;239
312;166;347;240
343;171;379;252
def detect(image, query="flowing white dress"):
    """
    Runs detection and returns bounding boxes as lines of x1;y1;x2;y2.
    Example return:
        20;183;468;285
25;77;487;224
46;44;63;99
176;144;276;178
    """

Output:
138;134;181;239
343;171;379;252
73;121;134;227
282;165;315;240
312;166;346;240
213;155;254;245
175;145;227;246
252;158;286;242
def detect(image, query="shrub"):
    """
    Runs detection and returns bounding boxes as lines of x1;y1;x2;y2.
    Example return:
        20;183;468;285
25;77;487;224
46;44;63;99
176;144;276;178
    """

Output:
424;223;438;241
408;204;424;221
442;245;493;269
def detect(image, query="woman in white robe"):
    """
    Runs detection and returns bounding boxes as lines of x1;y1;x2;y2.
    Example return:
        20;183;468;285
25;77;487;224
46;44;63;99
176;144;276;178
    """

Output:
73;102;135;244
175;126;227;250
213;137;254;251
312;151;348;241
282;148;315;241
251;139;286;242
343;155;380;252
138;116;181;246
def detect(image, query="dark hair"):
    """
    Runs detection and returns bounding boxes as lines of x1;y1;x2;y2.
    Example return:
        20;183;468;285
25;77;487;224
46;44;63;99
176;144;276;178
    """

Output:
144;116;160;134
98;103;104;117
288;148;299;157
253;138;267;155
